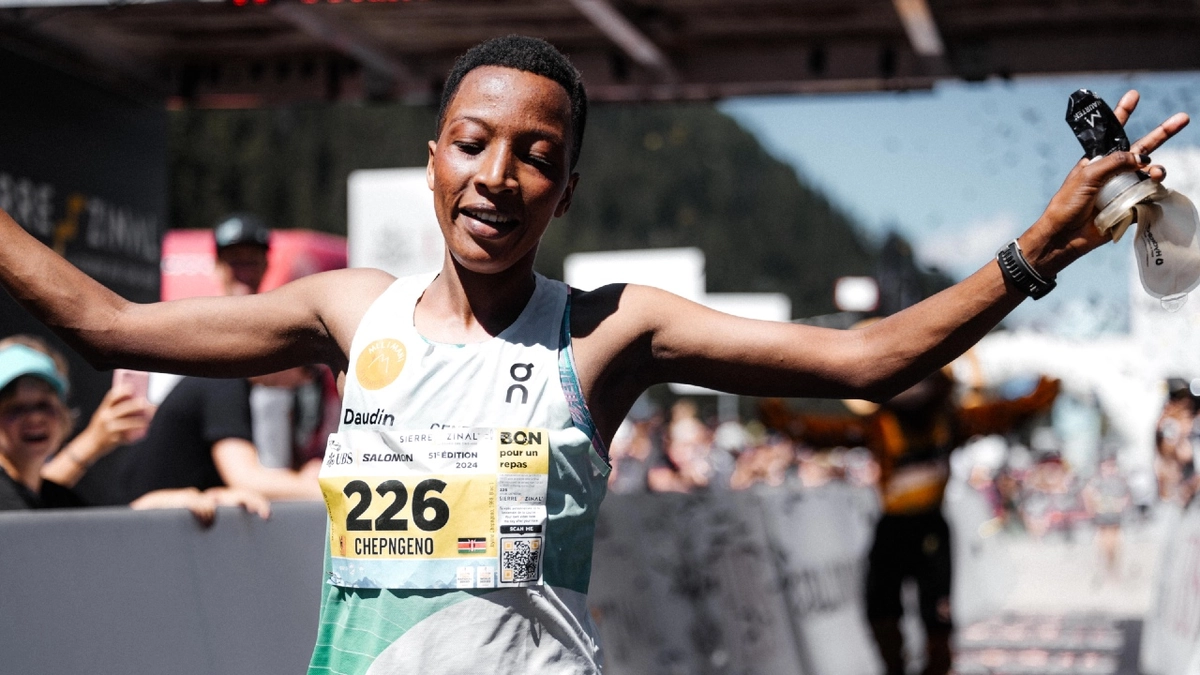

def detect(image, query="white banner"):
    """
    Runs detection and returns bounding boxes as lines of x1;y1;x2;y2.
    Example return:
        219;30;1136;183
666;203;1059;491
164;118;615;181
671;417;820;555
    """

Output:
347;167;444;277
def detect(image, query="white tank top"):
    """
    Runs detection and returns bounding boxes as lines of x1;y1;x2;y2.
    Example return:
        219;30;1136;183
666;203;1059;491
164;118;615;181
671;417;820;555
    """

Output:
310;272;610;675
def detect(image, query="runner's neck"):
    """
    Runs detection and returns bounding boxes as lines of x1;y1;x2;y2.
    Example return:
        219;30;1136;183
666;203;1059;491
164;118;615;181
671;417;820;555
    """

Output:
415;256;539;344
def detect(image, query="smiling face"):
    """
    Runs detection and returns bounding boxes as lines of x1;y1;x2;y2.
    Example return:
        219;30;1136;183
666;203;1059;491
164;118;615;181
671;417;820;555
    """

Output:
0;377;69;467
427;66;578;276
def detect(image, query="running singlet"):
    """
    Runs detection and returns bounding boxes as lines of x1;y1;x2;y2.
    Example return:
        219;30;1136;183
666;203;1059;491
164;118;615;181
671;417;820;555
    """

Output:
309;273;611;675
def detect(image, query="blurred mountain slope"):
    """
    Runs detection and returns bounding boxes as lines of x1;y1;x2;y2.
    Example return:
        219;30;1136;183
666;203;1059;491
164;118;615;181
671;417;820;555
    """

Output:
170;102;936;316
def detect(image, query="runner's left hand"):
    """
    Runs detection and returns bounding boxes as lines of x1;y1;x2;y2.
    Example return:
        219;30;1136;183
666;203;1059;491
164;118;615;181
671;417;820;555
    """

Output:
1020;90;1189;276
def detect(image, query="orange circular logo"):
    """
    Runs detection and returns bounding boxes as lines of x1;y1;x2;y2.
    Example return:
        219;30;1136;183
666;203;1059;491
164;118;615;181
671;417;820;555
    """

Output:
355;339;407;390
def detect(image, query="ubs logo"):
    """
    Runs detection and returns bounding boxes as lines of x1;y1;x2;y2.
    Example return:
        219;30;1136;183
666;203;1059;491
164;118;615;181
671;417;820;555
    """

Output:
506;363;533;404
325;452;353;467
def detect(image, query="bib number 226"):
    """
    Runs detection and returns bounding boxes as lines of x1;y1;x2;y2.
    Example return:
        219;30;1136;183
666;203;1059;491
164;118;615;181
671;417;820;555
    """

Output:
342;478;450;532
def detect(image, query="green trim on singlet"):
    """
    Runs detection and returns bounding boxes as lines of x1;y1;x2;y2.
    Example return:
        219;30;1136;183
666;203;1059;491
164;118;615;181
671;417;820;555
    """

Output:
308;535;485;673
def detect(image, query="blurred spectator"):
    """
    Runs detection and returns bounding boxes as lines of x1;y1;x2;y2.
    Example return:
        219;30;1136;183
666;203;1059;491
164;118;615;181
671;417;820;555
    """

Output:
648;399;723;492
761;371;1060;675
123;374;322;503
0;338;92;509
606;396;661;494
149;214;339;473
216;214;342;470
1083;456;1131;583
0;337;266;524
1155;377;1199;506
712;418;750;475
77;214;323;506
213;213;271;296
730;433;796;489
250;365;340;470
149;213;273;403
1018;450;1081;538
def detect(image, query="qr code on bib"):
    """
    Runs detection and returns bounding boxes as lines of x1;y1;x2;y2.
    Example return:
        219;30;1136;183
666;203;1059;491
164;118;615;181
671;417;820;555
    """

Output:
501;537;542;584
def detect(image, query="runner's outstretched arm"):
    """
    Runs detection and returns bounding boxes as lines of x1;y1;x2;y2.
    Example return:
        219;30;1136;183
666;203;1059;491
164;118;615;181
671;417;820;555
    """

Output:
571;93;1188;440
0;209;392;377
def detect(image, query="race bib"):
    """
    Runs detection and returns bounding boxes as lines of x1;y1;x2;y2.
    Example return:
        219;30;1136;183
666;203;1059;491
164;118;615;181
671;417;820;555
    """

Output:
319;427;550;590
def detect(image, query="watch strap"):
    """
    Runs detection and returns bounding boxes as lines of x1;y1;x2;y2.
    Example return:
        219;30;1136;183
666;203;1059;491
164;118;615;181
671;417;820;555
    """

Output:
996;239;1056;300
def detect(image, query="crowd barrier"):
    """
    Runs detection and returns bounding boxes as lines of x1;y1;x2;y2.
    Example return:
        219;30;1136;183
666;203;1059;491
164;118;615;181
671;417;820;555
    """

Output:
590;485;881;675
1141;499;1200;675
0;484;1017;675
0;502;327;675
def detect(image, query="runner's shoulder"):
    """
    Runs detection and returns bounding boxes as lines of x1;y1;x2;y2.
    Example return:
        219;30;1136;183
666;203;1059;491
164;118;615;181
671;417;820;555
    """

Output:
569;282;687;341
282;267;397;342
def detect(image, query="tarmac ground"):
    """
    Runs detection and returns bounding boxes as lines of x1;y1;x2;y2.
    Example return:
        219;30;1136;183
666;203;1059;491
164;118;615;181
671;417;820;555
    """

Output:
947;513;1164;675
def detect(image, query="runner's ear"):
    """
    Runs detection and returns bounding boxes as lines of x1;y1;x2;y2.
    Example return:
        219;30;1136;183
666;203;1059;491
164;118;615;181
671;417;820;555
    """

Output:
553;173;579;218
426;140;438;192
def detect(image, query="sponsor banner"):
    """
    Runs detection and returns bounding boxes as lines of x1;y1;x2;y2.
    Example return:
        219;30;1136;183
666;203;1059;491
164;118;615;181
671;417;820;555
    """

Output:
590;490;808;675
0;48;167;451
757;484;881;675
590;485;889;675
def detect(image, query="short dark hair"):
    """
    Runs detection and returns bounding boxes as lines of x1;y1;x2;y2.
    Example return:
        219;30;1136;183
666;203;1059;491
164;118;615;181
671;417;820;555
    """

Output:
437;35;588;169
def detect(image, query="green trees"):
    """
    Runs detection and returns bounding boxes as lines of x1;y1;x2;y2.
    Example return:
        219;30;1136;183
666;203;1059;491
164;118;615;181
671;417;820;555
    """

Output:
170;102;936;317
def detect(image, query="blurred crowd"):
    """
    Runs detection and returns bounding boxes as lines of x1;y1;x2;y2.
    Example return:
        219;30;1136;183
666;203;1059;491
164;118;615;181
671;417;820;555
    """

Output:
608;379;1193;538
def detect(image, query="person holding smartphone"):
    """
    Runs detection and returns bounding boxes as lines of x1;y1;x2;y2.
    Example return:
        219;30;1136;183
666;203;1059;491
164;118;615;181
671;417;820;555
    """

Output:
0;336;267;524
0;334;154;507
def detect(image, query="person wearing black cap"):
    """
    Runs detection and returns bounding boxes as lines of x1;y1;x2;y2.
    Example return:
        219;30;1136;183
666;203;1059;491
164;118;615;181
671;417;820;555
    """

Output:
214;212;330;472
213;213;271;297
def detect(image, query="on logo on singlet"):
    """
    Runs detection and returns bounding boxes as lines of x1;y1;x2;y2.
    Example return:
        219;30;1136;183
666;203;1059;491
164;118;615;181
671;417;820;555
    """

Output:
506;363;533;404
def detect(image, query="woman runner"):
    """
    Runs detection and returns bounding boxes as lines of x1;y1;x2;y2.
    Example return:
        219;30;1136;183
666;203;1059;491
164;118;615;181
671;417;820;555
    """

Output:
0;35;1187;675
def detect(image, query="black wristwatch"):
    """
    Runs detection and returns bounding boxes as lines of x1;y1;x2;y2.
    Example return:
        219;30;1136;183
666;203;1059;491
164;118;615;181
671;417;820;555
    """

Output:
996;239;1056;300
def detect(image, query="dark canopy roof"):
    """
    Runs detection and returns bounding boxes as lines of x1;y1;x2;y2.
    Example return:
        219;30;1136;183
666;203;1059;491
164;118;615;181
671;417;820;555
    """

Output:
1;0;1198;106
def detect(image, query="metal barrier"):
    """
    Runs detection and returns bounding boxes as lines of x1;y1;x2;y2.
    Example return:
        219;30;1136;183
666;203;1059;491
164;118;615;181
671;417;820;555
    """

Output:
590;485;881;675
0;502;326;675
0;486;894;675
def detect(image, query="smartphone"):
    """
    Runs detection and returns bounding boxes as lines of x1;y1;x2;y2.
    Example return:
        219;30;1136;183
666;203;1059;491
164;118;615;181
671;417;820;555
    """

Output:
113;369;150;401
112;369;151;443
